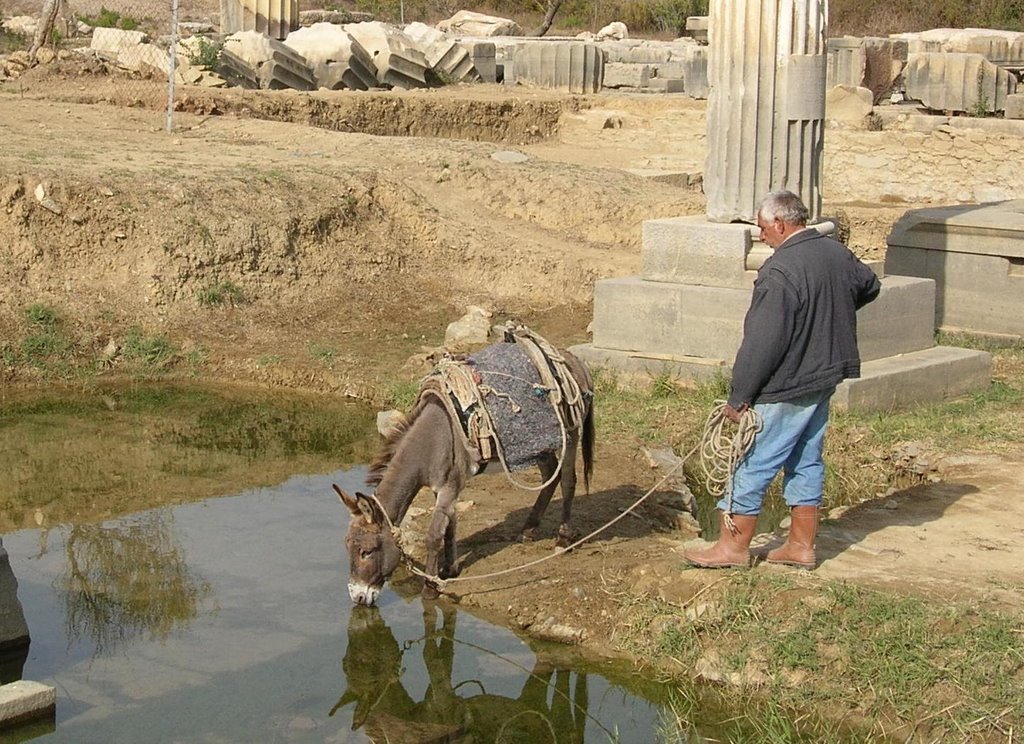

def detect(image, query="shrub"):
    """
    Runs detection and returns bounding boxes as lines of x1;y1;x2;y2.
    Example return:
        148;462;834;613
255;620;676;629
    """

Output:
187;37;222;69
0;28;27;54
19;303;73;370
80;7;141;31
831;0;1024;35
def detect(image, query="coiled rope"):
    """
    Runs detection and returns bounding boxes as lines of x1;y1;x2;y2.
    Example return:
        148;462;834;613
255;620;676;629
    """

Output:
698;400;763;533
378;400;761;592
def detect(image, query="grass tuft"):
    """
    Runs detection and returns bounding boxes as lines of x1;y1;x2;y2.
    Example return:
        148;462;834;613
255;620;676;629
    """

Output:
122;327;177;371
197;281;246;308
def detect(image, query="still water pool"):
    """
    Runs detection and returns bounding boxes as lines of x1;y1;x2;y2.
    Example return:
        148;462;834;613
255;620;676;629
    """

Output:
0;385;678;743
4;473;674;743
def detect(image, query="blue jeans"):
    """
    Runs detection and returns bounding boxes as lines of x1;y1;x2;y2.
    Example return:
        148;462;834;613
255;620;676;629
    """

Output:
717;389;833;516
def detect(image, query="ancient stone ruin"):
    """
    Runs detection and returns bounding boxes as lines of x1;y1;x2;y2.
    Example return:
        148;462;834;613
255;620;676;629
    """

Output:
571;0;994;411
5;3;1023;109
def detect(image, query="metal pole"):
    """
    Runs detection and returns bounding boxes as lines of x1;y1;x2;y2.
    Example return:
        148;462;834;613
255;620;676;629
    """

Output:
165;0;180;134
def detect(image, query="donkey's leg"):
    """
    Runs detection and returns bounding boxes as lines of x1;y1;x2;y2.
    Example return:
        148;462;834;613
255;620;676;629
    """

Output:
520;455;560;542
556;433;581;548
424;486;458;597
441;506;459;580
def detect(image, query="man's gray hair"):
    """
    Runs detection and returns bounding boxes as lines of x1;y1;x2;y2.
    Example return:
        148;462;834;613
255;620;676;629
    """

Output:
758;190;809;226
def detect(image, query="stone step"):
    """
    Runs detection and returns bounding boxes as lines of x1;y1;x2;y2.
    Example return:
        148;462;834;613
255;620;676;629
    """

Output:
834;345;992;410
641;216;756;289
592;277;748;361
568;343;730;382
568;343;992;412
857;275;936;362
0;680;55;730
640;215;847;286
591;274;937;365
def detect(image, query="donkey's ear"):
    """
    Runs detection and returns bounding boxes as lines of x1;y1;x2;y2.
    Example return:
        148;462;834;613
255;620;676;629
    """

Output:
333;484;362;516
354;491;380;525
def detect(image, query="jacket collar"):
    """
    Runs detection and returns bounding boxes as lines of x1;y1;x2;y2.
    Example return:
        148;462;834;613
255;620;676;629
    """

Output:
776;227;820;252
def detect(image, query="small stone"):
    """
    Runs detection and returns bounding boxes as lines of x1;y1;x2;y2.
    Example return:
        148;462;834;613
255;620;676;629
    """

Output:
376;409;403;437
491;150;529;164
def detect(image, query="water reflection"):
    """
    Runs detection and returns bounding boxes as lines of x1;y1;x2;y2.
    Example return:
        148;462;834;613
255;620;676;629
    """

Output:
335;602;603;743
0;537;30;684
1;385;675;742
57;511;211;655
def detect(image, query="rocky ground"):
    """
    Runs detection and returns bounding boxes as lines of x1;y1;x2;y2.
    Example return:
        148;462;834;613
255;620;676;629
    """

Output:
3;61;1023;707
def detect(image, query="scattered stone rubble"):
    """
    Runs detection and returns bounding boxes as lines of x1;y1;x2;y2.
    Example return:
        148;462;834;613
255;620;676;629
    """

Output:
221;29;315;89
436;10;521;38
2;9;1023;115
345;21;429;89
283;22;376;90
827;27;1024;118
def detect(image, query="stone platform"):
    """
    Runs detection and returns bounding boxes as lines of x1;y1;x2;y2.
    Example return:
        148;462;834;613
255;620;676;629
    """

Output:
886;200;1024;339
574;217;992;411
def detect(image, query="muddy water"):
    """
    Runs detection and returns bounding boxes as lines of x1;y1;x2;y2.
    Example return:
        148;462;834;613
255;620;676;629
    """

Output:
0;384;678;743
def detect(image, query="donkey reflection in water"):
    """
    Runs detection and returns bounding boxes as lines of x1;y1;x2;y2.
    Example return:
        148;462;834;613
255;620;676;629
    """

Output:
331;602;590;742
335;331;595;605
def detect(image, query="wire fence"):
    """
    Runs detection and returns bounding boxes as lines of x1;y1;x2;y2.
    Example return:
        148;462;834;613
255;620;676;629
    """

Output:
1;0;217;131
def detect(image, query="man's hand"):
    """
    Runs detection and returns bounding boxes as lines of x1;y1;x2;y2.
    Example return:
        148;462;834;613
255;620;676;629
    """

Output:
724;403;748;423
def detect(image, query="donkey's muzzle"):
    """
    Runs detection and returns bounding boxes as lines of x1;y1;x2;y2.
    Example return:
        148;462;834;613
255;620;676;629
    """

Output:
348;581;380;606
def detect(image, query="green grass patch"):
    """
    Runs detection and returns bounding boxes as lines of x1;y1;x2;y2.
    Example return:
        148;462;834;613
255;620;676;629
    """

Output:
122;326;177;371
197;280;246;307
625;573;1024;740
310;344;338;366
382;377;421;411
16;303;75;375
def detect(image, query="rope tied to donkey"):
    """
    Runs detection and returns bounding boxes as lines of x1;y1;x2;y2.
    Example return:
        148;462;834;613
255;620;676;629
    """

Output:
406;400;759;592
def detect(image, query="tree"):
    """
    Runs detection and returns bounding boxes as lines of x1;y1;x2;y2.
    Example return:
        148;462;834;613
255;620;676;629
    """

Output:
29;0;63;63
532;0;565;37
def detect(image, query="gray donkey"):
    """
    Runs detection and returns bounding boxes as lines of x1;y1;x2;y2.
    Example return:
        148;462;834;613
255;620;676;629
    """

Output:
335;340;595;605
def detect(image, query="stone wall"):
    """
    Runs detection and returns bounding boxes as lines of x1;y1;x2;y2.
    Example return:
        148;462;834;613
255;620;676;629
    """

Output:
825;121;1024;204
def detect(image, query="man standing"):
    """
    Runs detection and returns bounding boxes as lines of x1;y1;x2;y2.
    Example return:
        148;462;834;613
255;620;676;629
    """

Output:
685;190;881;570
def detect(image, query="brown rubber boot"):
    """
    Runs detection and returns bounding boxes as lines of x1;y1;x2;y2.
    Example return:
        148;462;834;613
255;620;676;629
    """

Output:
684;512;758;568
766;506;818;569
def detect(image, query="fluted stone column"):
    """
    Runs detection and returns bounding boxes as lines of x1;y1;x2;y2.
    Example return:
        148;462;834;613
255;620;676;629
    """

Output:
220;0;298;40
705;0;828;223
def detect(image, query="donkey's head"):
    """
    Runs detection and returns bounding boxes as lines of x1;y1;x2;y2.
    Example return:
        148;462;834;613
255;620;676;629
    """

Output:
334;484;403;606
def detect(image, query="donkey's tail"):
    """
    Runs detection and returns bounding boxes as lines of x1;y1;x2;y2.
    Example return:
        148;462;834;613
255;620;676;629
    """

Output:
582;399;595;495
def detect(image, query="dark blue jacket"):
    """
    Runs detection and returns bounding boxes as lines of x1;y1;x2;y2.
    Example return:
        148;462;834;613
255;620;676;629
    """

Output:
728;229;881;408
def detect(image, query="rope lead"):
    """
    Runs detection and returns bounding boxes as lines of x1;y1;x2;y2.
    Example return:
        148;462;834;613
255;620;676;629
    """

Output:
402;400;761;592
